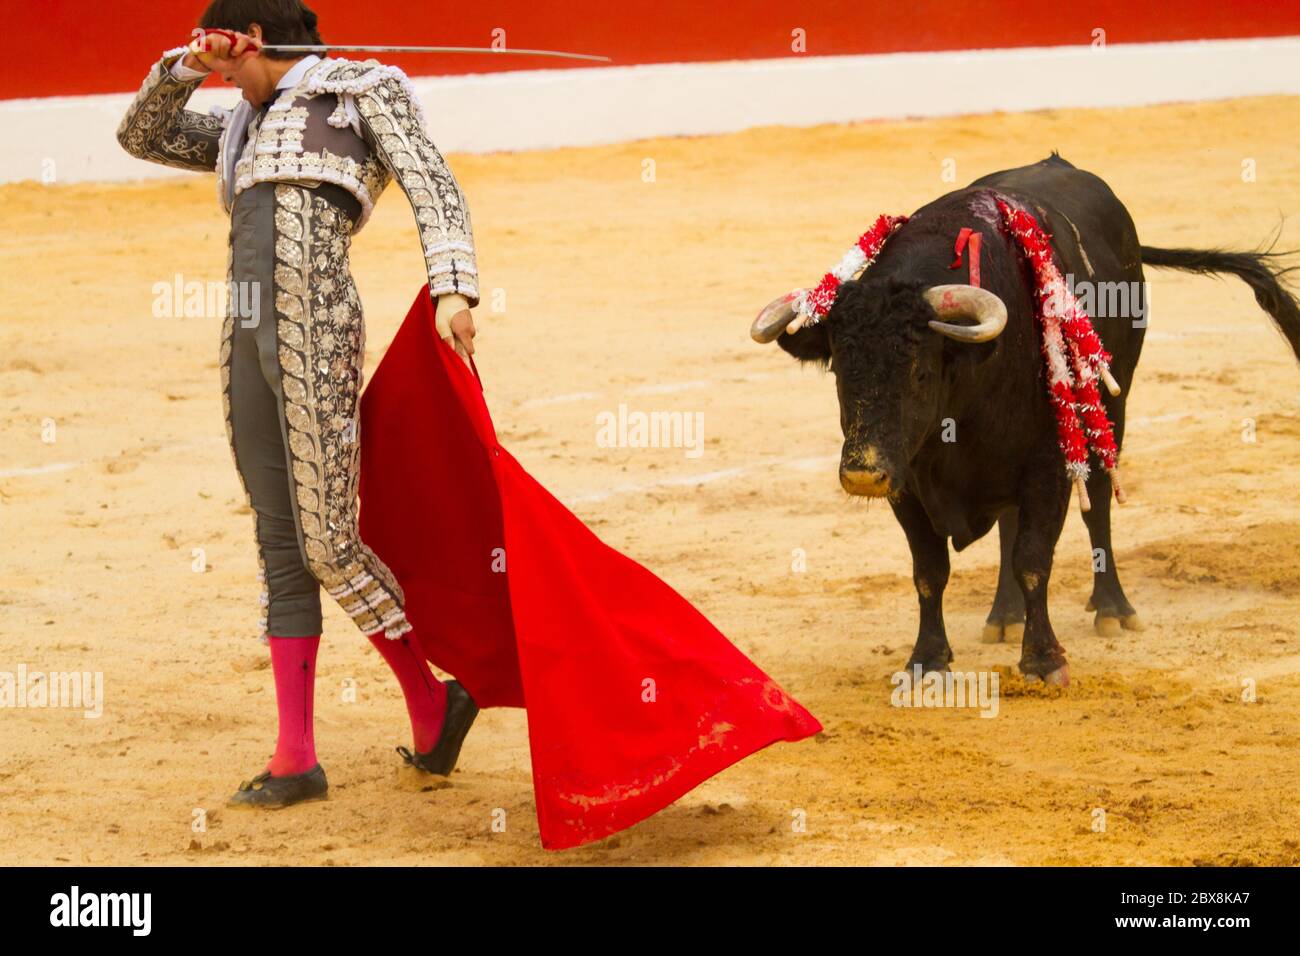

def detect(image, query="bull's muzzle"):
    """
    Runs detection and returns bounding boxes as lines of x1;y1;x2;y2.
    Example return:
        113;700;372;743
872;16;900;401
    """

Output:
839;466;894;497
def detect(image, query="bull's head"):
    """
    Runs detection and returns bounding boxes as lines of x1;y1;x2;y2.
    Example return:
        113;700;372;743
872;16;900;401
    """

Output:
751;279;1007;498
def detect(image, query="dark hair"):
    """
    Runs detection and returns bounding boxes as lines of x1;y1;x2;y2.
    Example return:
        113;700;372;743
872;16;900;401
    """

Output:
199;0;323;59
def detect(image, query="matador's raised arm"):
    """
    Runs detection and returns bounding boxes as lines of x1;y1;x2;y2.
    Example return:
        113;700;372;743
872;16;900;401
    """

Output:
116;48;223;173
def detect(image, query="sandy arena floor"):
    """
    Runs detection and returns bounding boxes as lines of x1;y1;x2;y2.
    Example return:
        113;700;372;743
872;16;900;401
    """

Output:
2;95;1299;865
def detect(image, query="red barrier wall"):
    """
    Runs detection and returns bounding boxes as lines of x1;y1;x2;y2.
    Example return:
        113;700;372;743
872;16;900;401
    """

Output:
5;0;1299;100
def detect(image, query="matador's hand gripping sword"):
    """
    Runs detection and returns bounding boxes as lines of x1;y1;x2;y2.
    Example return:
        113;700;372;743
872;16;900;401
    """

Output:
194;28;611;62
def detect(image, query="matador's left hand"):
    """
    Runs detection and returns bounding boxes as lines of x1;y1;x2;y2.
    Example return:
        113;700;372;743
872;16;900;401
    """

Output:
435;294;477;370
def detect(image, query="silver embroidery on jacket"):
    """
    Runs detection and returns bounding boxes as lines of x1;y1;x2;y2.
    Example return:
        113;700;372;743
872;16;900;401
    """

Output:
116;49;223;172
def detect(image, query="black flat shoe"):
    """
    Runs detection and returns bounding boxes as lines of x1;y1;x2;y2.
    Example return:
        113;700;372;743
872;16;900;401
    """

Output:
396;680;479;776
228;764;328;808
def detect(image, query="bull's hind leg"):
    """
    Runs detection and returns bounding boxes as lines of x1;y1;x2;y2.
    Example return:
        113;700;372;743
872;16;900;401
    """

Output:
1082;397;1142;634
981;509;1026;644
1013;470;1071;685
1081;466;1141;634
892;492;954;673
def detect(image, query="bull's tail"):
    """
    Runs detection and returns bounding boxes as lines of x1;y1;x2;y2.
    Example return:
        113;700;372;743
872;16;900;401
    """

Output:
1140;242;1300;360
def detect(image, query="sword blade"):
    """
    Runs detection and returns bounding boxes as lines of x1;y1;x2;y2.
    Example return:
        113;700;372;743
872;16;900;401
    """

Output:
259;44;611;62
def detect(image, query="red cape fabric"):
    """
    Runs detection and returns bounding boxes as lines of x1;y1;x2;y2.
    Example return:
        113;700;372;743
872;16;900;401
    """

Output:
358;289;822;850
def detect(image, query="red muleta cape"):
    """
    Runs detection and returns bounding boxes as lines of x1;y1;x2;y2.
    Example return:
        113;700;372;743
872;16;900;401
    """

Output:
358;290;821;850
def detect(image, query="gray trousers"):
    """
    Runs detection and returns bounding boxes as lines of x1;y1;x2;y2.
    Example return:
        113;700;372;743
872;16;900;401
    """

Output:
221;182;411;640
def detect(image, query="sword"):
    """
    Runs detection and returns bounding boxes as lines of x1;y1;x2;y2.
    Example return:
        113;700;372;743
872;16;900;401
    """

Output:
263;45;611;63
192;29;610;63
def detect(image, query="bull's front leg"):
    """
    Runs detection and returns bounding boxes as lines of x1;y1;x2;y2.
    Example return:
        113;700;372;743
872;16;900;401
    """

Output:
1013;468;1071;685
891;491;953;673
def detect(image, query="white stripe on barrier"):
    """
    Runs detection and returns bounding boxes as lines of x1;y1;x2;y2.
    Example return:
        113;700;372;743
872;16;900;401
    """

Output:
4;37;1299;184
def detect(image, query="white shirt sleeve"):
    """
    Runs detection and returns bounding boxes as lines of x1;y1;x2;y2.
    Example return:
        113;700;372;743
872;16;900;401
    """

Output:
170;54;211;81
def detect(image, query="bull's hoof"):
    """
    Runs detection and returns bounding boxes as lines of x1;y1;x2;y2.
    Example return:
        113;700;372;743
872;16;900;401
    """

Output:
1094;613;1122;637
1023;665;1070;688
1019;644;1068;684
980;621;1024;645
1094;611;1144;635
904;657;950;675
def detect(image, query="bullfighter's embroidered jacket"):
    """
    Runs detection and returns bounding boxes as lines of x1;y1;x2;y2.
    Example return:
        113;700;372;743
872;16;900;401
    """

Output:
116;47;488;641
117;47;479;305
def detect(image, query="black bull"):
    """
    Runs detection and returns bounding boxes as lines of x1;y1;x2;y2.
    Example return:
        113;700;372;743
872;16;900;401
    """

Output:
754;154;1300;684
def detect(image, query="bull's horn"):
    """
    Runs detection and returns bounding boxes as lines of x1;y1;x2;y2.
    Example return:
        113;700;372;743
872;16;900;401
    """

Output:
924;285;1008;343
751;290;804;343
